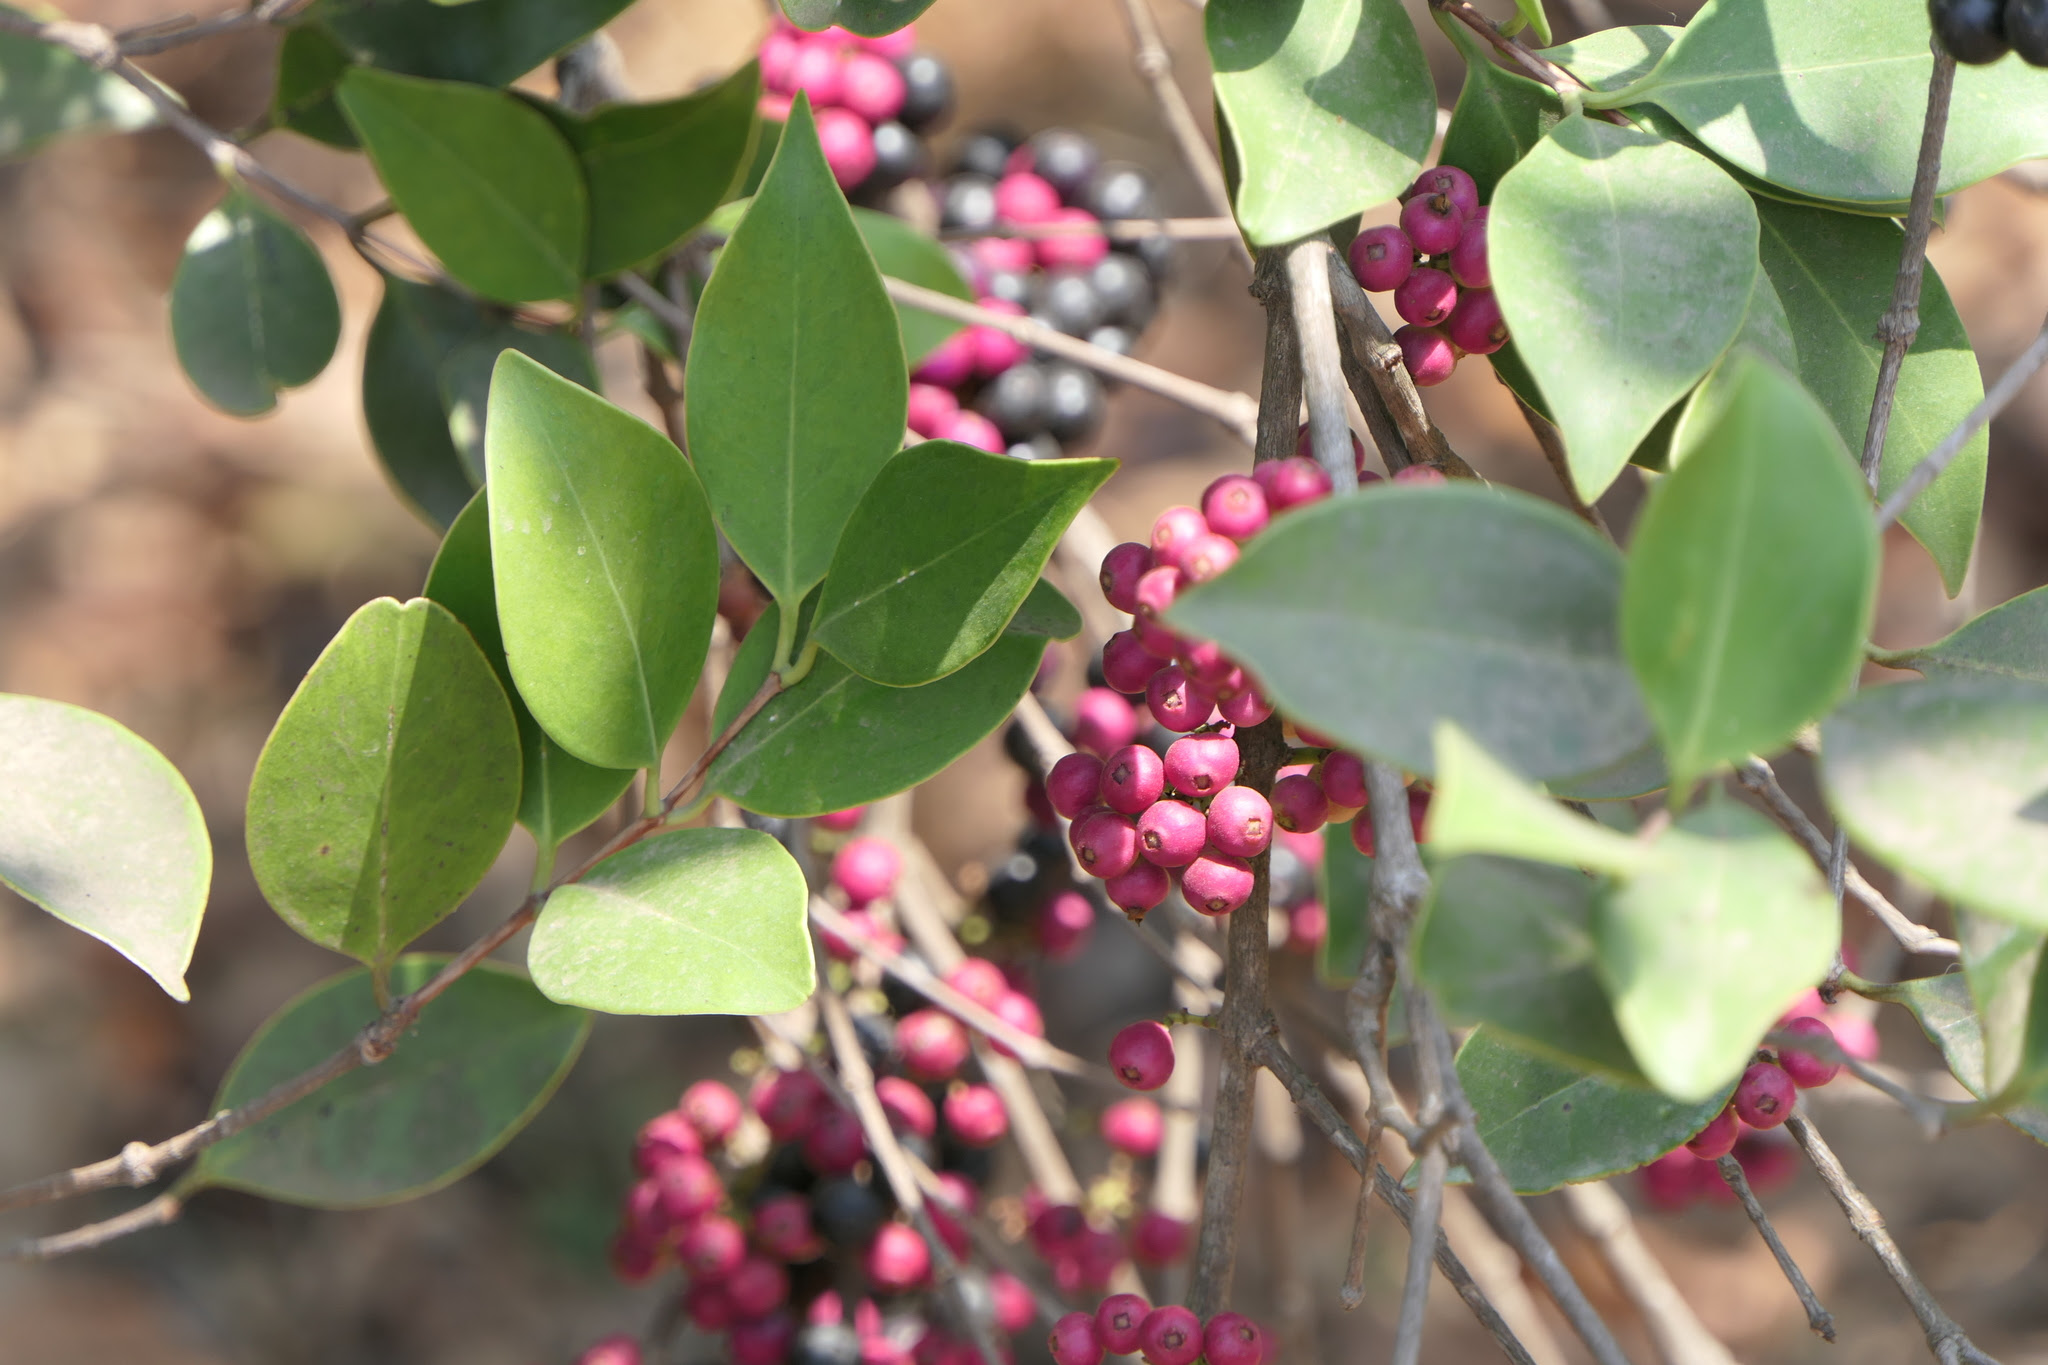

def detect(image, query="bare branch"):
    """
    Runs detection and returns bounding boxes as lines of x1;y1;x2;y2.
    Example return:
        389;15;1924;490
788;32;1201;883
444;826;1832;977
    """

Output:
1326;251;1475;476
1107;0;1249;268
6;1192;185;1261
1768;1028;1978;1136
1428;1;1631;125
1715;1154;1837;1341
1288;240;1359;493
1877;310;2048;529
1562;1181;1738;1365
1513;392;1610;537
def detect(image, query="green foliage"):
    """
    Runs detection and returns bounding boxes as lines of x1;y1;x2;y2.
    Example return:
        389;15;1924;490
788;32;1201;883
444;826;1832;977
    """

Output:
296;0;634;87
169;187;340;417
528;829;814;1015
1005;578;1084;642
272;27;356;147
339;69;587;303
686;97;907;611
1505;0;1550;46
1207;0;1436;245
0;695;210;1001
193;957;588;1206
1169;484;1650;782
852;207;972;367
1427;723;1651;876
245;597;521;967
779;0;938;37
1317;823;1373;986
1490;116;1759;501
1622;352;1877;792
485;351;719;772
1863;969;2048;1143
0;10;156;161
1958;912;2048;1103
1435;17;1556;206
1537;24;1676;89
811;445;1114;687
1873;584;2048;683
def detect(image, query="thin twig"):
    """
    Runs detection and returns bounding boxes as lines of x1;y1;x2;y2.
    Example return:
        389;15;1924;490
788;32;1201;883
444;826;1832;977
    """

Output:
1562;1181;1738;1365
1288;240;1359;494
939;216;1242;242
1768;1028;1976;1136
1253;1069;1320;1365
1715;1154;1837;1341
1878;311;2048;529
1429;1;1630;126
0;0;311;56
1107;0;1249;269
6;1192;186;1261
1514;393;1611;537
1326;251;1474;475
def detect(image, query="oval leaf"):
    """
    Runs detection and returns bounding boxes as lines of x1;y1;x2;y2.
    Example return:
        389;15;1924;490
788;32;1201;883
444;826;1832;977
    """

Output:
812;445;1113;687
1169;483;1651;781
1538;24;1677;90
169;187;340;418
426;493;636;851
487;352;717;770
853;207;971;367
1864;967;2048;1145
193;956;588;1207
779;0;937;36
1207;0;1436;246
0;19;157;161
529;828;813;1015
1622;352;1878;792
0;695;209;1001
1436;16;1559;206
246;597;522;966
306;0;634;87
686;96;908;609
1876;584;2048;684
339;68;587;303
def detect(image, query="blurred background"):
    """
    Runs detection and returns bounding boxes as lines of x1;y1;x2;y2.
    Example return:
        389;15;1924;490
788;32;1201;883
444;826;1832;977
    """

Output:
1;0;2046;1361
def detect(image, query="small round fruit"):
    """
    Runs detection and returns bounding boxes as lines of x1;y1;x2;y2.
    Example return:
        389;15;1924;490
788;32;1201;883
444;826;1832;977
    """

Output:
1777;1016;1843;1088
1930;0;2013;63
1400;190;1465;257
1110;1019;1176;1090
1405;164;1481;220
1104;857;1172;916
1149;505;1210;571
1685;1104;1741;1161
1096;1293;1152;1355
995;171;1062;224
1101;1096;1164;1157
681;1079;743;1145
1394;266;1458;328
1252;455;1333;511
832;837;902;906
1206;785;1274;858
944;1083;1010;1146
1164;733;1240;798
2011;0;2048;64
1145;665;1216;733
1040;889;1094;959
1450;209;1490;289
1099;541;1153;613
1136;798;1209;867
1047;751;1106;819
1444;287;1508;356
1395;326;1457;387
1201;474;1271;542
1101;744;1167;815
1139;1305;1204;1365
898;1008;971;1081
1321;751;1368;808
1072;687;1140;757
865;1222;933;1292
1203;1313;1266;1365
1071;808;1141;879
1734;1060;1797;1130
1271;773;1330;834
577;1334;643;1365
1050;1311;1107;1365
1182;851;1255;915
1349;223;1417;293
1218;683;1273;726
1102;628;1164;695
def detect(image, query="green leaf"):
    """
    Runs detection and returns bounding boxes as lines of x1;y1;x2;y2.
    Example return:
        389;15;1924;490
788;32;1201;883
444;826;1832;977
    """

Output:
1622;352;1877;792
193;956;588;1207
168;187;340;418
1317;821;1373;987
1007;579;1083;643
852;208;972;367
529;828;813;1014
301;0;634;87
1866;968;2048;1144
1169;483;1651;781
708;601;1051;817
551;63;761;278
1490;116;1759;501
1421;856;1641;1078
1207;0;1436;245
339;68;587;303
779;0;937;37
425;494;636;850
1537;24;1678;90
1822;677;2048;931
0;695;209;1000
1549;742;1669;803
1874;585;2048;684
272;26;357;148
1733;267;1798;375
485;351;719;771
1457;1027;1731;1194
1506;0;1551;46
0;10;157;160
812;446;1113;687
685;97;907;609
1755;198;1986;594
1426;722;1651;877
1436;16;1558;206
1958;911;2048;1100
246;597;521;967
439;325;598;484
1595;803;1839;1099
1589;0;2048;206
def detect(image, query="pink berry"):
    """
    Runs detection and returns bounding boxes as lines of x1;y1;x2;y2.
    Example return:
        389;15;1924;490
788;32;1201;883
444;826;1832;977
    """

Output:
1101;743;1166;814
1096;1294;1151;1355
760;30;801;94
840;51;906;122
610;1227;659;1284
727;1253;790;1317
788;41;846;107
1349;810;1375;857
1130;1210;1190;1265
877;1075;937;1139
1182;851;1255;915
945;958;1007;1009
754;1192;824;1263
1149;506;1209;571
1450;209;1490;288
1164;733;1239;797
1393;464;1447;486
1072;687;1139;757
1778;1016;1843;1088
1175;636;1236;689
678;1213;747;1282
992;988;1046;1050
854;27;916;58
1069;808;1139;879
1104;858;1171;917
1137;799;1208;868
1270;773;1330;833
1349;223;1417;292
1074;1225;1122;1291
1047;752;1106;819
832;836;901;906
996;171;1061;224
1394;266;1457;328
821;906;894;963
866;1223;932;1291
1395;326;1457;387
1203;1313;1265;1365
1038;207;1110;269
1134;616;1186;661
756;92;793;123
1252;455;1332;511
990;1272;1035;1334
1102;629;1165;694
1287;900;1328;953
1734;1061;1797;1130
912;329;974;388
577;1334;642;1365
1201;474;1270;542
1206;785;1273;857
943;1083;1009;1146
972;234;1036;277
1139;1305;1203;1365
1685;1105;1740;1161
805;1105;869;1175
968;297;1028;376
755;1068;826;1141
1110;1020;1175;1090
683;1277;736;1328
1180;532;1239;583
1101;1096;1164;1156
808;1289;845;1328
681;1079;743;1145
1320;754;1366;809
1050;1311;1106;1365
906;383;959;438
1444;287;1508;356
816;107;877;189
633;1109;702;1175
1030;1201;1087;1258
1294;421;1368;473
1832;1014;1881;1062
1146;665;1215;733
898;1008;971;1081
1399;188;1465;256
1407;164;1481;219
1218;683;1273;726
1100;542;1153;614
1040;889;1094;959
734;1315;798;1365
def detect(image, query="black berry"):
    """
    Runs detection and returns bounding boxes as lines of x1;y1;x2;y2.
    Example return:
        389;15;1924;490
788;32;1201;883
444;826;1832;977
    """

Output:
1929;0;2012;63
2009;0;2048;62
894;53;954;131
941;175;999;233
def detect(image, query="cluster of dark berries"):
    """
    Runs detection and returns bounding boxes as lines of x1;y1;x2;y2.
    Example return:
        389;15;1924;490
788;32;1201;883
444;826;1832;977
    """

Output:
1049;1295;1268;1365
758;20;952;195
1929;0;2048;67
1348;164;1505;388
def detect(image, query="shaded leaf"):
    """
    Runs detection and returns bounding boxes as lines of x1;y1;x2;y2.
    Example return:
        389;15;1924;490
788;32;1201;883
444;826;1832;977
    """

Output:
1317;821;1373;987
1436;15;1558;206
1957;910;2048;1100
1865;969;2048;1145
301;0;633;87
1426;722;1651;877
272;25;357;148
1873;585;2048;685
0;9;156;161
1537;24;1677;90
1006;579;1082;643
853;207;971;367
779;0;938;37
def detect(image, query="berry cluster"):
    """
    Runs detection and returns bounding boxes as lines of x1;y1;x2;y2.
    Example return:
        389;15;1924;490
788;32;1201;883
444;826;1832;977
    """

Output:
757;20;953;195
1049;1296;1268;1365
1929;0;2048;67
1347;164;1506;388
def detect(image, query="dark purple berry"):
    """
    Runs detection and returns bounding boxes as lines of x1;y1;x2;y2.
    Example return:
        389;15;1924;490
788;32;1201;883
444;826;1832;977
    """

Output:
1734;1060;1797;1129
1450;208;1491;289
1394;266;1458;328
1930;0;2012;63
1685;1104;1740;1160
1778;1016;1843;1088
1349;223;1417;292
1400;191;1465;257
1271;773;1330;833
1444;287;1508;356
1099;541;1152;614
1405;164;1481;220
2008;0;2048;63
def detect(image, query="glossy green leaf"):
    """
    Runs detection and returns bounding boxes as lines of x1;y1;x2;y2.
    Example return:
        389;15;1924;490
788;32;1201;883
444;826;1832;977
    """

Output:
0;10;157;160
1435;16;1558;206
1596;803;1839;1099
1506;0;1550;46
1491;116;1758;500
193;957;587;1207
813;446;1113;687
853;208;971;366
779;0;937;37
0;695;209;1001
1957;911;2048;1101
1169;484;1651;781
486;351;718;771
1537;24;1677;90
425;494;635;851
1866;969;2048;1144
439;326;598;484
1823;677;2048;931
1873;585;2048;684
1755;198;1986;594
1458;1027;1730;1194
301;0;633;86
246;598;521;966
1426;722;1651;877
272;26;356;147
1622;352;1877;792
708;601;1050;817
529;828;812;1015
168;187;340;418
1587;0;2048;205
551;62;760;278
686;97;906;609
339;69;586;303
1007;578;1082;643
1207;0;1436;245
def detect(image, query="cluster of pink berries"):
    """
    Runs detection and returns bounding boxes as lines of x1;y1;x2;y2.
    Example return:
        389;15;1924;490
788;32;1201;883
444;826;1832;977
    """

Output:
1348;163;1507;388
1049;1295;1269;1365
757;19;951;193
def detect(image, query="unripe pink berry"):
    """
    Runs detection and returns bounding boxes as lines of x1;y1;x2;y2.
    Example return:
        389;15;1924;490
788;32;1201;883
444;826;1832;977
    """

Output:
912;329;974;388
1101;1096;1164;1156
945;957;1007;1009
1444;286;1508;356
1318;752;1365;806
1395;326;1457;387
1349;810;1375;857
1685;1104;1740;1160
1349;223;1417;292
651;1152;724;1227
808;1288;844;1328
610;1227;660;1284
876;1075;937;1139
634;1109;703;1176
1252;455;1332;511
1394;464;1448;485
1096;1294;1152;1355
992;988;1046;1044
1400;189;1466;256
1394;266;1458;328
1219;683;1273;726
1134;564;1183;620
1201;474;1271;542
1134;616;1186;661
1207;785;1273;857
678;1213;747;1282
1407;164;1481;218
933;1170;979;1219
995;171;1061;224
898;1008;971;1081
1030;1201;1087;1258
1130;1210;1191;1265
821;906;895;963
840;51;906;123
726;1253;790;1318
1071;808;1141;879
1182;851;1255;915
1104;857;1171;916
832;837;902;906
578;1333;643;1365
1072;688;1139;757
1102;629;1163;694
788;41;846;107
754;1191;824;1263
1040;889;1094;959
906;383;959;438
818;806;865;833
1047;752;1106;819
1734;1061;1797;1129
681;1079;744;1145
1203;1313;1265;1365
1149;505;1210;571
1287;900;1328;953
1180;532;1239;584
805;1104;869;1175
943;1083;1009;1146
867;1223;932;1291
1175;636;1236;689
1777;1016;1842;1088
990;1272;1036;1334
1050;1311;1107;1365
1270;773;1330;833
1450;208;1491;288
1136;798;1208;867
816;108;877;190
1038;207;1110;270
1164;733;1239;797
1146;665;1215;733
760;30;801;94
1099;541;1153;614
1110;1020;1175;1090
1139;1304;1203;1365
1101;743;1167;814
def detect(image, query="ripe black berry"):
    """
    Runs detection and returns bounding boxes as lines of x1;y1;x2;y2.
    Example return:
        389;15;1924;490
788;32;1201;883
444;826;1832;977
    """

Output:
981;268;1033;308
1037;271;1108;336
1087;164;1158;221
1042;363;1106;442
1929;0;2012;63
976;362;1051;437
812;1177;889;1248
1030;128;1102;197
2010;0;2048;62
941;175;999;233
1087;324;1135;357
1090;253;1156;329
895;53;954;131
957;129;1020;180
867;121;922;189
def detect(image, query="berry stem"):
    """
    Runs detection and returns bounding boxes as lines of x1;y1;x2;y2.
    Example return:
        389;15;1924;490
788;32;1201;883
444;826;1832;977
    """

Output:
1714;1154;1837;1342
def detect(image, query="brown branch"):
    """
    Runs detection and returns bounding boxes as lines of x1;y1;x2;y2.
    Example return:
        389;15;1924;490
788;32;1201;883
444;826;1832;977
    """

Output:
1430;1;1630;126
1288;240;1360;493
1715;1154;1836;1342
1326;251;1476;477
1253;1069;1320;1365
0;0;312;56
940;216;1242;243
1877;310;2048;529
1514;393;1610;537
6;1192;185;1261
1561;1181;1737;1365
1107;0;1249;269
